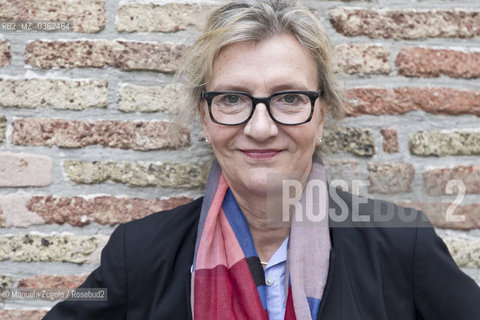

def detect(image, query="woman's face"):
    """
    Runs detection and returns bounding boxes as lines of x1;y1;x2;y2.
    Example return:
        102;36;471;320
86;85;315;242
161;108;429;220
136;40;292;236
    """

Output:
199;33;327;197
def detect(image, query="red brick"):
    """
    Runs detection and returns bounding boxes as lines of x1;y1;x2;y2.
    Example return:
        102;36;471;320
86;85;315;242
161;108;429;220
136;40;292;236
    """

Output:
330;8;480;39
401;202;480;230
325;160;360;181
0;152;53;187
396;47;480;79
11;118;190;150
324;160;360;193
0;0;105;33
381;128;399;153
25;40;186;72
0;310;47;320
0;39;11;67
18;274;88;289
423;166;480;196
26;195;193;226
368;162;414;194
346;88;480;116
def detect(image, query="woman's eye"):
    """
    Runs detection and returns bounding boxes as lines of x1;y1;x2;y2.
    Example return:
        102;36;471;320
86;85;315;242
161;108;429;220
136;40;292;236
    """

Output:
283;95;298;103
225;95;240;104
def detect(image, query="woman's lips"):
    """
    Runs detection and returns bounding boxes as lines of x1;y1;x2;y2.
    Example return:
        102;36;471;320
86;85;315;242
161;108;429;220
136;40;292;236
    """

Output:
241;149;282;159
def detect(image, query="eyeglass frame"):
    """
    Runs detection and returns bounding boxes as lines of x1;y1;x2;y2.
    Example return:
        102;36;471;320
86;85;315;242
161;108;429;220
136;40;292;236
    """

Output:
201;89;323;126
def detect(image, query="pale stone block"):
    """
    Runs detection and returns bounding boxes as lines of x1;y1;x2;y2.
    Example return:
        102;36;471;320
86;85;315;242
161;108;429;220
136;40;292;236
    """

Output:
409;131;480;157
63;160;209;188
116;3;216;33
0;152;53;187
118;84;184;113
0;79;108;110
324;127;375;157
0;233;100;264
0;192;46;227
336;44;390;74
442;236;480;268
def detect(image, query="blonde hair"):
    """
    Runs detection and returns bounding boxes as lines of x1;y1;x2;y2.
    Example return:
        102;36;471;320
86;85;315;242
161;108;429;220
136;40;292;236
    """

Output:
176;0;344;122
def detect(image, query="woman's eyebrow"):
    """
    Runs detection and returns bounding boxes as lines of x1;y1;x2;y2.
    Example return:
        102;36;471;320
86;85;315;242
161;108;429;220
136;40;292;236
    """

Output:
209;82;310;94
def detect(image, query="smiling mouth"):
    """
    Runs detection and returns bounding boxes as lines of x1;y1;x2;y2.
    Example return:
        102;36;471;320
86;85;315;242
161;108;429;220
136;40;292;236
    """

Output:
241;149;282;159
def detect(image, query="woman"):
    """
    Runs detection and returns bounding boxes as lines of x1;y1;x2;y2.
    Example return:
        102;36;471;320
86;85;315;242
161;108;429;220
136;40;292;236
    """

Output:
44;0;480;319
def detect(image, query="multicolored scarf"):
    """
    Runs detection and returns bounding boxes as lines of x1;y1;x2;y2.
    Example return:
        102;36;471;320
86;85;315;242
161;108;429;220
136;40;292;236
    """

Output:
191;157;331;319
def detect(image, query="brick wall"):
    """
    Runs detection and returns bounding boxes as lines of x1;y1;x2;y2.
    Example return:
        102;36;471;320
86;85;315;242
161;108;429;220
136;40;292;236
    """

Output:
0;0;479;316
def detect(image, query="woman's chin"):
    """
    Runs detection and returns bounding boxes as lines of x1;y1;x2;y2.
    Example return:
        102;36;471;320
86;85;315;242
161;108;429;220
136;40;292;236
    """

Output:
232;175;293;199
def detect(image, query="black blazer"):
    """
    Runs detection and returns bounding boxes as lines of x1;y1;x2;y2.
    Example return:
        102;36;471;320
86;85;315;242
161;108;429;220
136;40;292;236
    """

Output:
44;190;480;319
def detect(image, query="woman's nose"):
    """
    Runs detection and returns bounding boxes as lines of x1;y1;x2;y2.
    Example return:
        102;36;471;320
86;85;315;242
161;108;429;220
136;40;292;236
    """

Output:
243;103;278;141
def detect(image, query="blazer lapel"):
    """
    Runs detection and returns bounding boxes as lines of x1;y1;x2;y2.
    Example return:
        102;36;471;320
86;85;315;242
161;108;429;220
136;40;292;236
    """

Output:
317;237;342;320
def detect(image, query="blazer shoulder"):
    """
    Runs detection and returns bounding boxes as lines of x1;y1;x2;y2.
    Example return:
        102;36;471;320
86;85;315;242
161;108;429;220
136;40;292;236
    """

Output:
122;196;203;245
328;188;427;254
126;196;203;228
329;187;430;228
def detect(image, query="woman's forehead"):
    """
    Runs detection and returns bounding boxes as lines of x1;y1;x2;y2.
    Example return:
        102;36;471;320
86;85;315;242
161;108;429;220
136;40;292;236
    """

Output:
208;34;318;92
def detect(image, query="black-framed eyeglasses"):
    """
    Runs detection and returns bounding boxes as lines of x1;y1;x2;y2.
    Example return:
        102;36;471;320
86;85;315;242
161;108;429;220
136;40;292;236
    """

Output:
201;90;322;126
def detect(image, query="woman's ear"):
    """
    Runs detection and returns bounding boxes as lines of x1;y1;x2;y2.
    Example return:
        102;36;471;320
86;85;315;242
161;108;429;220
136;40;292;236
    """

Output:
320;102;328;125
198;102;210;140
316;102;328;141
